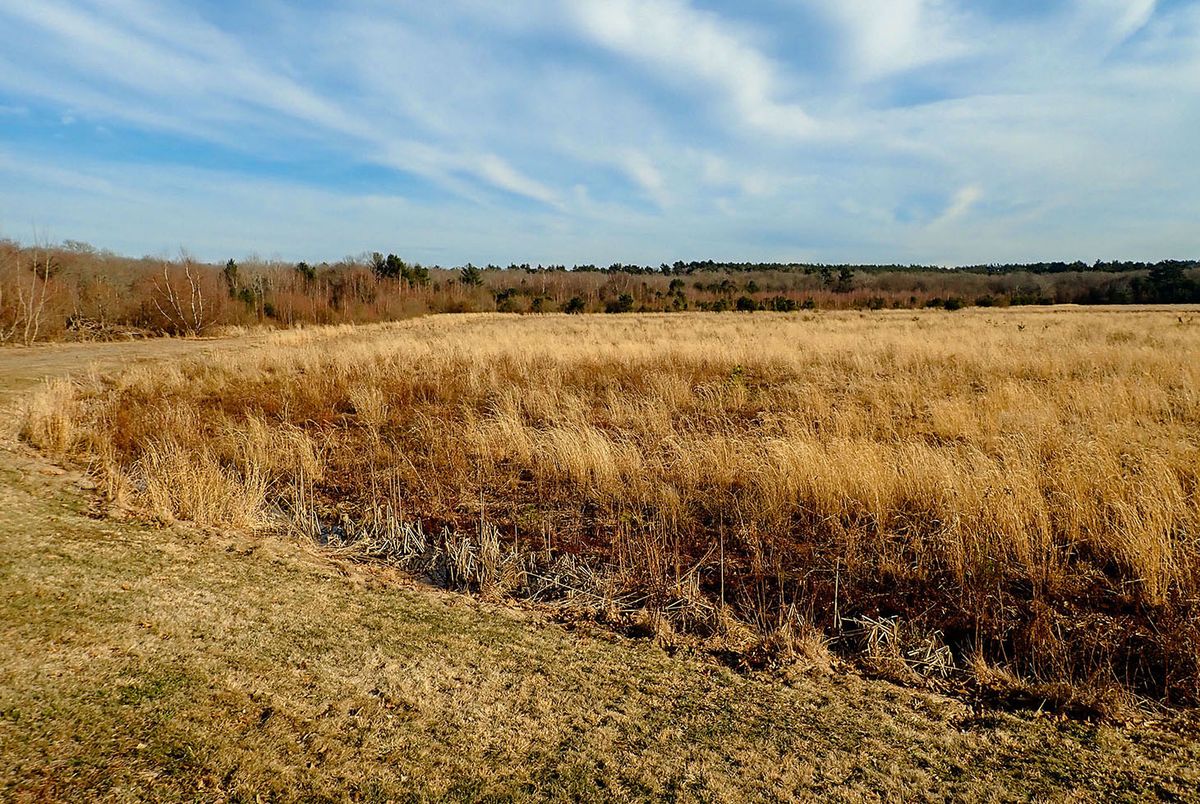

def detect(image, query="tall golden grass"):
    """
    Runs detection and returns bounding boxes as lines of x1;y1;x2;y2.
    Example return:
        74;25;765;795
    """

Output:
26;310;1200;706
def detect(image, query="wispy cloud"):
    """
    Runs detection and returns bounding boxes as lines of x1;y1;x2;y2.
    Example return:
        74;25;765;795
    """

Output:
567;0;816;138
931;184;982;228
815;0;967;81
0;0;1196;265
0;0;561;206
615;150;669;206
1078;0;1158;47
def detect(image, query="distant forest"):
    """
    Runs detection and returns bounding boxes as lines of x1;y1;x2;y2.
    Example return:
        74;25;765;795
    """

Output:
2;238;1197;342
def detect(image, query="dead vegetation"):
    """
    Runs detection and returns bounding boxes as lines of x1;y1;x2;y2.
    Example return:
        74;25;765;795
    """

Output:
24;309;1200;711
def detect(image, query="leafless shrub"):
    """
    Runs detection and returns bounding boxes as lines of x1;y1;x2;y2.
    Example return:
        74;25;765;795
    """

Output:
150;258;213;336
1;246;55;345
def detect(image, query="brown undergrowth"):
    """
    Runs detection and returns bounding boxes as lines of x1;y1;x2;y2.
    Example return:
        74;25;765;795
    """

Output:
23;310;1200;711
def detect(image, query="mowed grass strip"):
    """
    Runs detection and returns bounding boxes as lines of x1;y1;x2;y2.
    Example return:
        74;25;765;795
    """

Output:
2;457;1200;801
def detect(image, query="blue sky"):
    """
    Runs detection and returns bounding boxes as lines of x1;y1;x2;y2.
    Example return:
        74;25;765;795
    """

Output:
0;0;1197;266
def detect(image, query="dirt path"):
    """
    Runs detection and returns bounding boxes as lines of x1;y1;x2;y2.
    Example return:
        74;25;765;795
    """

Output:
0;336;251;404
1;335;1199;801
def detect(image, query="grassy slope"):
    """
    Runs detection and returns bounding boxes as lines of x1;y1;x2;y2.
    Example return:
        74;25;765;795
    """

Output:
1;334;1199;802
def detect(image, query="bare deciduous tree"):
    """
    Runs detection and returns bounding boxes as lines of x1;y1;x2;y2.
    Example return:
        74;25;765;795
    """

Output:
151;258;210;336
19;250;53;345
1;247;53;345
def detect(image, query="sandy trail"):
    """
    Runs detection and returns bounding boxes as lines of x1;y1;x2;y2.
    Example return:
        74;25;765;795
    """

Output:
0;336;249;404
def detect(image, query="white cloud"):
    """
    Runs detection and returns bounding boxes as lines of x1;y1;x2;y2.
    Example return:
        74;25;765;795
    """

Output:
815;0;966;81
0;0;566;207
567;0;815;138
696;152;781;198
474;154;561;207
0;148;129;200
1075;0;1157;46
932;184;982;227
616;150;669;206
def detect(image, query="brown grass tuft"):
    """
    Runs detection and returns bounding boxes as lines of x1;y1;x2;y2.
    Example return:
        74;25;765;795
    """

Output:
19;378;77;455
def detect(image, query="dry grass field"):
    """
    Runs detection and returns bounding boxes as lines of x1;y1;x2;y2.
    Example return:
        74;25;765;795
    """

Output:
4;315;1200;800
25;308;1200;712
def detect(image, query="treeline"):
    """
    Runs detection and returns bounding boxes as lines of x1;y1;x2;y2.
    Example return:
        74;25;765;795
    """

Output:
1;238;1197;343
